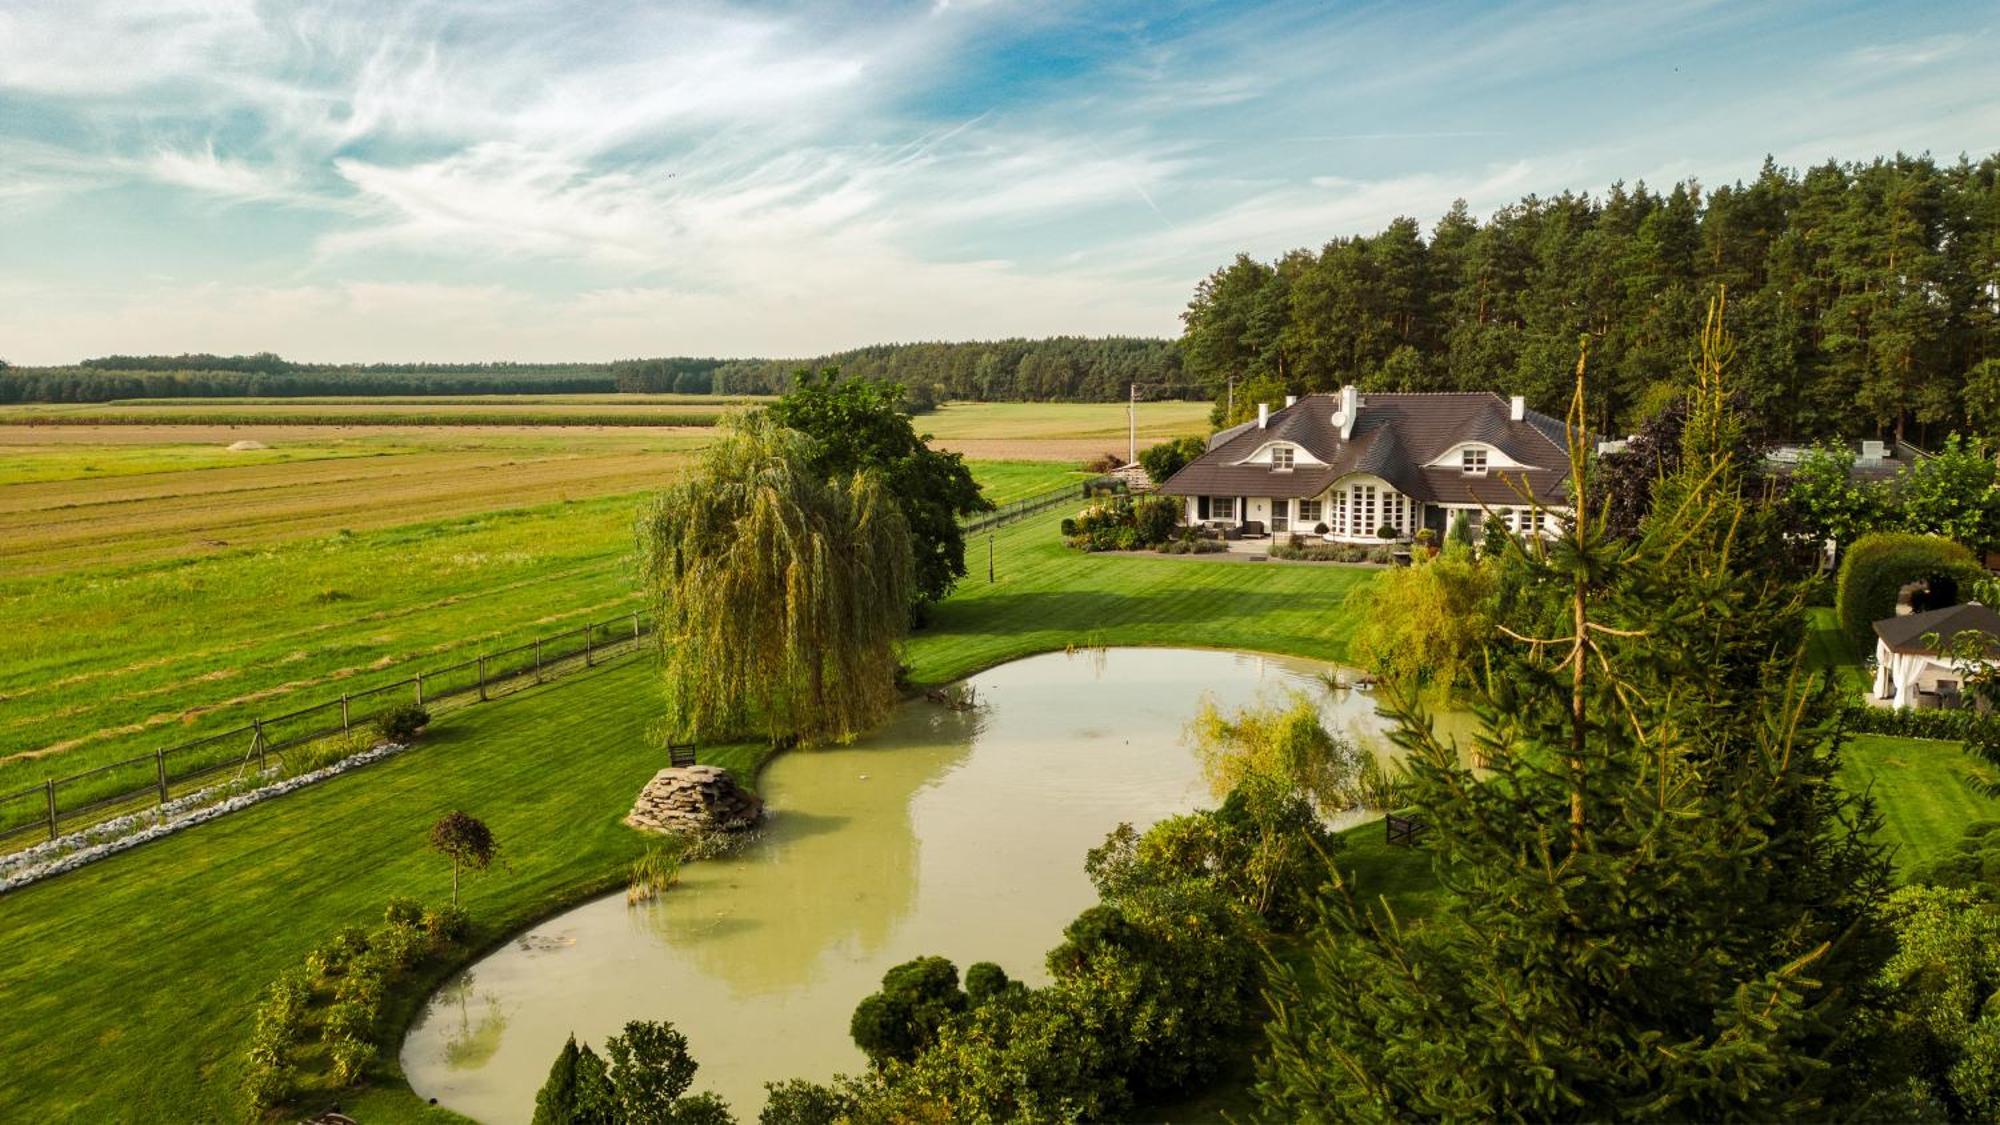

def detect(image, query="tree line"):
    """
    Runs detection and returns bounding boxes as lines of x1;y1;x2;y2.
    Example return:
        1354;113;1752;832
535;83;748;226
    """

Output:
616;337;1190;402
1181;152;2000;442
0;338;1191;404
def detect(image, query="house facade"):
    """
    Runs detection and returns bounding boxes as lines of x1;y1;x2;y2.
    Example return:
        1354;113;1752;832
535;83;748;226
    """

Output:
1158;386;1573;541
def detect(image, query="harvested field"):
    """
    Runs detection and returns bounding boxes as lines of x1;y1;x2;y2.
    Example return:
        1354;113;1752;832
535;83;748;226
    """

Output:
0;435;706;573
920;400;1211;441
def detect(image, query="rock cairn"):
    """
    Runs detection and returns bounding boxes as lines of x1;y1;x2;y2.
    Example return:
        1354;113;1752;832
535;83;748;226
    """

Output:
624;765;764;835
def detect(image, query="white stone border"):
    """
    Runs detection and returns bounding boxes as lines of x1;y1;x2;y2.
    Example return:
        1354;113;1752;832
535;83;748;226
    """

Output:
0;740;410;895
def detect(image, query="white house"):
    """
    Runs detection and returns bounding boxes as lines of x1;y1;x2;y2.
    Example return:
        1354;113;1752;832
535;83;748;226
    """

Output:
1158;386;1572;540
1872;601;2000;710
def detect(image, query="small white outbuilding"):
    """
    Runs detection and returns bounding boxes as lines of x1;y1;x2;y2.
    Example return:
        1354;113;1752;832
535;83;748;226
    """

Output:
1872;601;2000;710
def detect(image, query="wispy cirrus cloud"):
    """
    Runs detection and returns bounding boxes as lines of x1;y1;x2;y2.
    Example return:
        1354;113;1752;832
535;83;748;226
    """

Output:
1;0;1998;363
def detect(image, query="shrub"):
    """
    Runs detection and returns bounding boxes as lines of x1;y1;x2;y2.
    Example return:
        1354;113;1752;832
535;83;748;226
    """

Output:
327;1034;373;1085
376;701;431;743
252;974;311;1048
1840;703;1989;741
1059;517;1076;537
849;956;968;1067
239;1055;294;1118
383;896;425;927
1314;522;1330;535
1376;523;1398;539
306;926;371;979
371;921;429;971
761;1079;856;1125
422;904;473;943
1835;532;1984;649
333;953;389;1010
321;1000;375;1044
1131;494;1181;544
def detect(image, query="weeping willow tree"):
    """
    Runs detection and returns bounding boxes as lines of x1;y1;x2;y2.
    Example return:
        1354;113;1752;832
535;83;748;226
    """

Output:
637;414;914;745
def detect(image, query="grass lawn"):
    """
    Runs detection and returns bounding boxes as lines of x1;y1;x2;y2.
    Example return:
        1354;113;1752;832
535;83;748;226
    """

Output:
1805;605;1873;695
907;509;1379;684
0;656;760;1123
1841;732;2000;873
0;459;1077;818
0;502;1383;1122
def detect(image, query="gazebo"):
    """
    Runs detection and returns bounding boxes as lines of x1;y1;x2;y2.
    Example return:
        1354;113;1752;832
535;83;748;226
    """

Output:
1872;601;2000;710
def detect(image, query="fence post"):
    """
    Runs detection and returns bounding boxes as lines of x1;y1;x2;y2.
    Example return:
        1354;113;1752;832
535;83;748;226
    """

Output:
585;625;594;668
156;749;169;804
478;656;488;702
535;639;544;684
632;610;640;640
253;719;266;773
415;672;425;707
340;693;350;732
45;778;57;841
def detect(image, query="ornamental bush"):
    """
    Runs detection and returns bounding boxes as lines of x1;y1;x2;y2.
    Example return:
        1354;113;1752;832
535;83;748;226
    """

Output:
376;701;431;743
1834;532;1984;649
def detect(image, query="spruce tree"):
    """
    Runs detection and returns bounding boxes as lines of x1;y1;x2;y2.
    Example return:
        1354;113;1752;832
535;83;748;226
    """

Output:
1258;312;1895;1121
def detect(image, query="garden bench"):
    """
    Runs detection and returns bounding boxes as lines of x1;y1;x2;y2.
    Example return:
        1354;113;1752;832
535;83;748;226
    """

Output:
1385;813;1428;847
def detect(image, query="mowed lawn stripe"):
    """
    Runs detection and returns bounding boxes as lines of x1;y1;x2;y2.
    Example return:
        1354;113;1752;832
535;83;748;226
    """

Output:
0;657;718;1123
908;509;1376;683
1840;732;2000;871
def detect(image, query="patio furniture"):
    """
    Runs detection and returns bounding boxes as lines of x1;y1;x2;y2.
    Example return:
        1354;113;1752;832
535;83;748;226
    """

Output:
1240;520;1267;539
1222;525;1242;541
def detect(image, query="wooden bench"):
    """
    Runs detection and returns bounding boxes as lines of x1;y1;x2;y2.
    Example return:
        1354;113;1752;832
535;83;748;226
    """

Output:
668;741;697;768
1385;813;1428;847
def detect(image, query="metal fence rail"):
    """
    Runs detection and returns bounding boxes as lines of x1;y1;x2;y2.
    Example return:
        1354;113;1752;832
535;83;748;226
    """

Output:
0;609;654;850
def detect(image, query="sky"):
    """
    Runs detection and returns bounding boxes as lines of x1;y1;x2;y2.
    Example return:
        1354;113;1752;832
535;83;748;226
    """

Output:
1;0;1998;365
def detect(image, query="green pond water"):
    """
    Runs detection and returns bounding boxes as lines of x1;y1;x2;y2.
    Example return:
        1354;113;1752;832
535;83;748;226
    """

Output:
402;647;1439;1121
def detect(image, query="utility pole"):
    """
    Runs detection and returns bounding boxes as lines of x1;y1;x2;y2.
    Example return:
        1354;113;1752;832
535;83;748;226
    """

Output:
1128;382;1137;465
987;530;995;583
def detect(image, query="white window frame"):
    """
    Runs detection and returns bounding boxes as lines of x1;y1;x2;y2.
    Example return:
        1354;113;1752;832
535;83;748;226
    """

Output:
1298;499;1323;525
1211;496;1236;521
1271;445;1295;471
1462;447;1489;476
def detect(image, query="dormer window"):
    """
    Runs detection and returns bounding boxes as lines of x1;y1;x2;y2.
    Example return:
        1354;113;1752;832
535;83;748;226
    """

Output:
1272;445;1295;471
1462;447;1488;476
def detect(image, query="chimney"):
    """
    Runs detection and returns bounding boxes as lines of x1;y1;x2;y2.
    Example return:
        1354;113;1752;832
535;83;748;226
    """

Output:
1284;394;1297;408
1509;394;1525;422
1338;385;1360;440
1257;403;1269;429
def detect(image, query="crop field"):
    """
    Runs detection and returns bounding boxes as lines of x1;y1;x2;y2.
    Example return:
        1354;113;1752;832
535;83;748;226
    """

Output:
0;426;1088;825
1;430;711;573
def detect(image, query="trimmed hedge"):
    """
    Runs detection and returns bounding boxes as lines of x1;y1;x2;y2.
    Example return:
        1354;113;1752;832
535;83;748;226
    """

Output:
1834;532;1984;649
1840;703;1986;742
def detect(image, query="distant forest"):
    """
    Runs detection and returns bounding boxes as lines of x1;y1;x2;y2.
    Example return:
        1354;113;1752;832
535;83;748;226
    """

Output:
1181;153;2000;444
0;338;1190;405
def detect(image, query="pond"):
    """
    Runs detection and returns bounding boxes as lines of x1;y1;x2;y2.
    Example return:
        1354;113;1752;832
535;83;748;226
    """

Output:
401;647;1435;1121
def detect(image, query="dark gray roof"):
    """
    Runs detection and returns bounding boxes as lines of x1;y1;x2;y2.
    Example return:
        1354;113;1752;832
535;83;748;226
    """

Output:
1873;602;2000;656
1160;391;1573;504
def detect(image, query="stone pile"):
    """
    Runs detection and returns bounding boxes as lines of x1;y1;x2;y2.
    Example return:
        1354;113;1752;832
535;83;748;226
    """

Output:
625;765;764;835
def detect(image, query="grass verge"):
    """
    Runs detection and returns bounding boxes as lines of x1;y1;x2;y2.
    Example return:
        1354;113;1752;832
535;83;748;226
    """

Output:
0;655;768;1123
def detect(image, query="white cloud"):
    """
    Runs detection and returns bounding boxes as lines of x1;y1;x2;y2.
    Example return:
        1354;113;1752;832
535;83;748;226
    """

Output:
1;0;1998;364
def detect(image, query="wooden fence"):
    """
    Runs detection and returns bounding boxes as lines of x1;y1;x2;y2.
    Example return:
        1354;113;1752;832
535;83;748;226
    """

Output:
961;475;1120;536
0;610;654;851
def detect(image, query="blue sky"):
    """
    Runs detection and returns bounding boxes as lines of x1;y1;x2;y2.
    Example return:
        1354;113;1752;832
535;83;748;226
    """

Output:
1;0;1997;364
